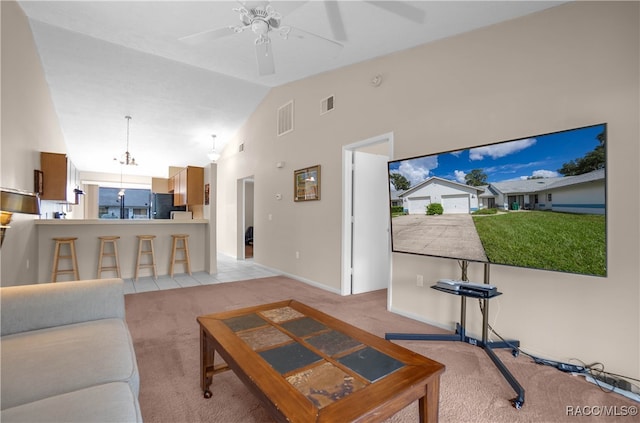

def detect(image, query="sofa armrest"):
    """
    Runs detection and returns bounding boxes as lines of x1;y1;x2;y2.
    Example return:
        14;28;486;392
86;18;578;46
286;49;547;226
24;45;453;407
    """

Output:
1;279;125;336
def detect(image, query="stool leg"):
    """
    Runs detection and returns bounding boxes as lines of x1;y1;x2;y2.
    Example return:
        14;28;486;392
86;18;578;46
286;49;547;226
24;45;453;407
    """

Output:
97;240;105;279
113;240;122;278
170;237;177;278
183;238;192;276
135;239;143;281
149;239;158;279
70;241;80;280
51;242;61;282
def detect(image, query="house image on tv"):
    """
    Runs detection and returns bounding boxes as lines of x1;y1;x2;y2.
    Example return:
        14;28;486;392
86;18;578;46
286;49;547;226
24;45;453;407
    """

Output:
398;168;605;215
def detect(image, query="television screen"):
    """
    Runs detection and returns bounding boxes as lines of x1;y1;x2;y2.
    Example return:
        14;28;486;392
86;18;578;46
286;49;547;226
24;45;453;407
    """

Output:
388;123;607;277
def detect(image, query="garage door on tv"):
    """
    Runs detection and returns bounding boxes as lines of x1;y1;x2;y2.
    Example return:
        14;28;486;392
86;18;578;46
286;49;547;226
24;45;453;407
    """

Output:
387;123;607;277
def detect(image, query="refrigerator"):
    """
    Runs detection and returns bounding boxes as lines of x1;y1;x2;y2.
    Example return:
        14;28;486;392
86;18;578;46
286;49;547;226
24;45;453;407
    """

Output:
151;193;186;219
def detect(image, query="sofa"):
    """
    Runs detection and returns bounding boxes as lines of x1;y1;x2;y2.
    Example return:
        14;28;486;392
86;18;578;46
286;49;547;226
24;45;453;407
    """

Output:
1;278;142;422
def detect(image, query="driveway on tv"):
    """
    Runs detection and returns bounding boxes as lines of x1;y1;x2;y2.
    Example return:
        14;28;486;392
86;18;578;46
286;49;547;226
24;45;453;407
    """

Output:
391;214;488;262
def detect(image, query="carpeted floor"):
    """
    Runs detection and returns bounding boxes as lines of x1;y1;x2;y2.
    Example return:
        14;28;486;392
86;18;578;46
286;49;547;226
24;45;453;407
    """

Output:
125;276;636;422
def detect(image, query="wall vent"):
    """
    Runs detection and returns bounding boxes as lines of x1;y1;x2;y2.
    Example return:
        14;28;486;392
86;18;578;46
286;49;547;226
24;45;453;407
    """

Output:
277;100;294;136
321;95;335;115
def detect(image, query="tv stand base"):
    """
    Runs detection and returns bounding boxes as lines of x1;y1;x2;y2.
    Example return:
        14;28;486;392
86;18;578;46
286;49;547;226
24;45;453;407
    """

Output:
386;322;524;409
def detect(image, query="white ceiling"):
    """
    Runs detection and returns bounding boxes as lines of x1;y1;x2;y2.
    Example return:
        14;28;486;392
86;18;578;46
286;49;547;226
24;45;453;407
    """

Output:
18;0;564;178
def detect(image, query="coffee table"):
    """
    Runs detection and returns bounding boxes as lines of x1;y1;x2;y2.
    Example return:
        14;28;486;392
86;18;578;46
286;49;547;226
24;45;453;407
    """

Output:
198;299;445;422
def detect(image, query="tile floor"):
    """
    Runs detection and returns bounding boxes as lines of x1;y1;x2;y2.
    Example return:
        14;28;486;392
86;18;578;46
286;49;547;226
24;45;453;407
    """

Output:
123;254;281;295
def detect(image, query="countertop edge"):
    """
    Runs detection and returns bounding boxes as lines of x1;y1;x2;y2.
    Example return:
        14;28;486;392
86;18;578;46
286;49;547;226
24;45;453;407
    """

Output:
35;219;209;225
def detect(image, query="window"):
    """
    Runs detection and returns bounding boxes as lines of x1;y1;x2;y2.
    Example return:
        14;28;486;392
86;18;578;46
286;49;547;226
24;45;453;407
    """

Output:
547;193;552;202
98;187;150;219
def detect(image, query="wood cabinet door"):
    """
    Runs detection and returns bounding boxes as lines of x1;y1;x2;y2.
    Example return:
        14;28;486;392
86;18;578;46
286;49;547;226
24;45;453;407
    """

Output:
40;152;67;200
185;166;204;205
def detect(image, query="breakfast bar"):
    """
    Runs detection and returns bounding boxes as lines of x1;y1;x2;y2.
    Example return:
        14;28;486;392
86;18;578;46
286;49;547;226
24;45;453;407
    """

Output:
35;219;209;282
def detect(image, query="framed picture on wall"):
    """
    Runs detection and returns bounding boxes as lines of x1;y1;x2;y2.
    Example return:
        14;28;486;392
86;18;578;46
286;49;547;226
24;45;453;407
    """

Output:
294;165;320;202
204;183;210;205
34;170;43;196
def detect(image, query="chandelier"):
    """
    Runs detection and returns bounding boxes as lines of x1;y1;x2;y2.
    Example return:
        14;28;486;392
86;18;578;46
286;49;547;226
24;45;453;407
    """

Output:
115;116;138;166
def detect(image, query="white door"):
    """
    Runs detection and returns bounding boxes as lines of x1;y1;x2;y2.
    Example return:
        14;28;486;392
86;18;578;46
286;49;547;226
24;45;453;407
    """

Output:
442;194;470;214
352;151;391;294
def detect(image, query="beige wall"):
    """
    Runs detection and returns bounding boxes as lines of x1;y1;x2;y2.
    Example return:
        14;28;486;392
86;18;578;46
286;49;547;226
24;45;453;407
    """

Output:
217;1;639;378
1;0;67;284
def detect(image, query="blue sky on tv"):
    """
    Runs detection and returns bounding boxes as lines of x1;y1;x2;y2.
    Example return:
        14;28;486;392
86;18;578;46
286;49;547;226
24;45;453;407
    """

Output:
389;123;605;186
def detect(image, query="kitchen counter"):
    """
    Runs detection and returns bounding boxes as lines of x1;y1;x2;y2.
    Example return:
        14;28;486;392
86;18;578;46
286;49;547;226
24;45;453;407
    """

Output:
36;219;210;282
35;219;208;225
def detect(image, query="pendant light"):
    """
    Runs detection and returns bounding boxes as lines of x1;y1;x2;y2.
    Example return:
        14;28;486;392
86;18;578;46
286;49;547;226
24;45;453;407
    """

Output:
115;116;138;166
207;134;220;162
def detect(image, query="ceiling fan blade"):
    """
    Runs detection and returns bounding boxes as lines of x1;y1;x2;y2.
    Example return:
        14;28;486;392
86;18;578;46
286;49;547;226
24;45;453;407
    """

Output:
179;26;237;45
255;42;275;76
324;1;347;42
288;25;343;50
365;1;426;24
270;1;307;19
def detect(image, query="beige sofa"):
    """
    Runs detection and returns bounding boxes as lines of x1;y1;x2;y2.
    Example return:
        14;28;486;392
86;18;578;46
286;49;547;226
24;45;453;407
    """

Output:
0;278;142;422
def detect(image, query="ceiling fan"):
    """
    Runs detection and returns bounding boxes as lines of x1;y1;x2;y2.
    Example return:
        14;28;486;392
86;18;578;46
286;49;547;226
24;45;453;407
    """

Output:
179;1;426;77
180;1;342;76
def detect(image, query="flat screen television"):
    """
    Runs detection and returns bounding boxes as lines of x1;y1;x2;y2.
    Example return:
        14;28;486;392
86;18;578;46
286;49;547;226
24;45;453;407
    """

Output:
388;123;607;277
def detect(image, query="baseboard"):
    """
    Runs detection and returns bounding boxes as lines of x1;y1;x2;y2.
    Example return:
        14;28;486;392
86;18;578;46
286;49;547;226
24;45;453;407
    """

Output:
253;263;342;295
387;305;471;335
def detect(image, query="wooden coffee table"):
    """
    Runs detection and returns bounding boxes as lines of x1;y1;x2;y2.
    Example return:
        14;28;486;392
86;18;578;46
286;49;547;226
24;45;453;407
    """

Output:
198;300;445;422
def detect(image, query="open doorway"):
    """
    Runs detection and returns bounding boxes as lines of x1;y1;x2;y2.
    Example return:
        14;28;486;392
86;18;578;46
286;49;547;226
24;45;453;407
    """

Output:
342;133;393;295
237;177;254;260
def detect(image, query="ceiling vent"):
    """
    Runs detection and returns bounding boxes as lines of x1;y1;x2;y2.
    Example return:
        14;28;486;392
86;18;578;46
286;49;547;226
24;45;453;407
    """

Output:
277;100;294;136
321;95;335;115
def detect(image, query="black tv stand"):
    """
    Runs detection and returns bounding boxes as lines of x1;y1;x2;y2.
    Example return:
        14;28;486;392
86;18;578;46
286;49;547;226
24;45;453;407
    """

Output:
385;264;525;409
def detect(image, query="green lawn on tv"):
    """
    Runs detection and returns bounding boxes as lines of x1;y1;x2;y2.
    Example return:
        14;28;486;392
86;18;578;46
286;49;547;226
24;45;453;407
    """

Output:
472;211;606;277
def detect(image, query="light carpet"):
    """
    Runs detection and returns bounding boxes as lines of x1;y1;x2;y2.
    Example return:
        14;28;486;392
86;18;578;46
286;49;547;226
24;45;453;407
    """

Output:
125;276;636;422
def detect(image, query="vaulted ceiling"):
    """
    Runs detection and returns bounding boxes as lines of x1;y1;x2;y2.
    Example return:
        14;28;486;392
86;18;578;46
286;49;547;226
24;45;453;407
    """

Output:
18;1;563;178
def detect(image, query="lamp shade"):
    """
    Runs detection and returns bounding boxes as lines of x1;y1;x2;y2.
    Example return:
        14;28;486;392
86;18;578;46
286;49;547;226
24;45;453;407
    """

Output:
1;188;41;215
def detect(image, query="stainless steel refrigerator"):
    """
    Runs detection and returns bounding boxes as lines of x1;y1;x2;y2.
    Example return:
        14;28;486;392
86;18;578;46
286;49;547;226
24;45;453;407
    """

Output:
151;193;186;219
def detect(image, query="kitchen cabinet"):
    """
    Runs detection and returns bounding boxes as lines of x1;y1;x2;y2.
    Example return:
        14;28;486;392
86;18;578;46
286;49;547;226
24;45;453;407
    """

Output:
40;152;67;200
40;152;79;203
171;166;204;206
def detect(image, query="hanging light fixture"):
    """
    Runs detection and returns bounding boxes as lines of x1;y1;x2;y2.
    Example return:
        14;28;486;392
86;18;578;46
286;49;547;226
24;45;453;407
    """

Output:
207;134;220;162
114;116;138;166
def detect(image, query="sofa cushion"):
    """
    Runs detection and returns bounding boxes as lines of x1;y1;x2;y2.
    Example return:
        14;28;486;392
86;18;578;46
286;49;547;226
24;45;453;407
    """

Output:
1;279;124;336
1;382;142;422
1;319;139;409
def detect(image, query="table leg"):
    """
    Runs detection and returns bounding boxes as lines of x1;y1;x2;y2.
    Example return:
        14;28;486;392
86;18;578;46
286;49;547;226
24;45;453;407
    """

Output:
419;376;441;423
200;327;215;398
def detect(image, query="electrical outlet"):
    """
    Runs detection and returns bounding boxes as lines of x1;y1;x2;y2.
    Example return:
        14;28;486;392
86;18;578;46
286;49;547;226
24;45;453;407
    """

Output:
295;251;300;259
416;274;424;287
26;259;30;269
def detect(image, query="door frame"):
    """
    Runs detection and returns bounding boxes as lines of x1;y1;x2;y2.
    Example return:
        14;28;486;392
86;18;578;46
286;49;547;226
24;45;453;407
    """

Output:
341;132;394;296
236;176;254;260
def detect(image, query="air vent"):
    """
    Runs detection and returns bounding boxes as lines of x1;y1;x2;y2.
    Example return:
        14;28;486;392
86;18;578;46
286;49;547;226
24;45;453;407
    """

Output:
321;95;335;115
277;100;294;136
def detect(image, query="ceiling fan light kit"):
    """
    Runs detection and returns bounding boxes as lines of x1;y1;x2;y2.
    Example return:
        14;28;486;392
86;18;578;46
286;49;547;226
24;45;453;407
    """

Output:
180;2;345;77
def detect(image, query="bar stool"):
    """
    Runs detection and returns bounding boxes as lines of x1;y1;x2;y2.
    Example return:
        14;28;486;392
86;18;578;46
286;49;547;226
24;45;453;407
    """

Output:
135;235;157;281
97;236;121;279
51;237;80;282
169;234;192;277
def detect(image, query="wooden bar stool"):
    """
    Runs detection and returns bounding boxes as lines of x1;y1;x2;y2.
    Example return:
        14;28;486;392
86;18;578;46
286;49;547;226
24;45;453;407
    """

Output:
51;237;80;282
97;236;121;279
169;234;192;277
135;235;157;281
